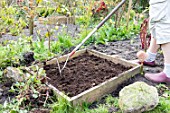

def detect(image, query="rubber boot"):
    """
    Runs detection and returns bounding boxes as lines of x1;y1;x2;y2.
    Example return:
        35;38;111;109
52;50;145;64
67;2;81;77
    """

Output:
145;72;170;83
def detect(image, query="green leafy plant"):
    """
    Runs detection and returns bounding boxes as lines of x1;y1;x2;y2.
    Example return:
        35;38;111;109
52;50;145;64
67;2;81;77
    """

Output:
105;95;119;107
0;39;31;69
144;96;170;113
32;38;55;61
75;29;95;46
57;33;73;51
1;66;53;112
87;105;108;113
51;97;73;113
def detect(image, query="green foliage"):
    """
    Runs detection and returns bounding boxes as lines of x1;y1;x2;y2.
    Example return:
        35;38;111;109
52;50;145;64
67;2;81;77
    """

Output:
145;84;170;113
157;97;170;112
0;99;28;113
51;33;74;54
55;4;71;16
58;33;73;49
51;97;73;113
51;97;109;113
0;70;3;83
0;6;28;36
0;39;31;69
136;0;149;13
76;19;141;46
105;95;119;107
37;7;55;17
1;0;140;86
0;36;55;69
50;96;119;113
144;97;170;113
84;105;108;113
95;20;141;44
32;37;54;60
0;66;50;112
76;29;95;46
51;41;62;53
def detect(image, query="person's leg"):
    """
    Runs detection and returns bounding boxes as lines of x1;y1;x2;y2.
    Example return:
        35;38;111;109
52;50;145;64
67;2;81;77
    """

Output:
141;37;160;66
147;37;160;53
145;37;159;62
145;42;170;83
161;43;170;77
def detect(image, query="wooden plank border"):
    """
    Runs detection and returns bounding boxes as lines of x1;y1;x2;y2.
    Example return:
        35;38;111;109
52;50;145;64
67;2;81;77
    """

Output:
47;49;140;105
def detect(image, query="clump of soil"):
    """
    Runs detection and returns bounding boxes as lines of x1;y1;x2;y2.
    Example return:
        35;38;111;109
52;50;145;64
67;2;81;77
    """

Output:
22;86;54;108
22;52;35;66
44;53;132;97
0;80;16;104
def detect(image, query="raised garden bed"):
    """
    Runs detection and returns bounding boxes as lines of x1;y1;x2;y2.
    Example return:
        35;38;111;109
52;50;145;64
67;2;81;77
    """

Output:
44;49;140;105
39;16;76;25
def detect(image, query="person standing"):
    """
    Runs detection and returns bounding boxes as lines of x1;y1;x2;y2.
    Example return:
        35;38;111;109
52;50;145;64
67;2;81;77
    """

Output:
137;0;170;83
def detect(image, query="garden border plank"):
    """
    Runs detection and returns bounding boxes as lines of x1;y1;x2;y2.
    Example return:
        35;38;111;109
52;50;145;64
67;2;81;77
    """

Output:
46;49;140;105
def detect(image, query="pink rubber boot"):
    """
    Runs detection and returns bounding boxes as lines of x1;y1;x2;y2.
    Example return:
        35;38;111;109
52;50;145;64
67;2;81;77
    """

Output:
145;72;170;83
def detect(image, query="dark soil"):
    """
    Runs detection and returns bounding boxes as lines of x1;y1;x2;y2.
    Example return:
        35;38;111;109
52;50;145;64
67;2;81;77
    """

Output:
44;53;132;97
22;52;35;66
88;36;164;73
22;86;55;108
0;79;16;104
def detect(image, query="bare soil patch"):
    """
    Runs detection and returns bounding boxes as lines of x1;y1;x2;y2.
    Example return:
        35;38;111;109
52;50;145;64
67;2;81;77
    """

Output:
44;53;132;97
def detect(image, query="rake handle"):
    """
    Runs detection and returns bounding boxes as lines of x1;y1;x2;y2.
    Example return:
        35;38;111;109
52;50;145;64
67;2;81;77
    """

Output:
96;0;126;29
69;0;127;57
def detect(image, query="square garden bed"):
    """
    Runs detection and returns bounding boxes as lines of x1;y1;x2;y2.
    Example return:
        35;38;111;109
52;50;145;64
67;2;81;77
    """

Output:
43;49;140;105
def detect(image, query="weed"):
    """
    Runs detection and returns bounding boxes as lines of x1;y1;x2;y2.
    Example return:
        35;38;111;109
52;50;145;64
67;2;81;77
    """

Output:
51;97;73;113
0;66;54;112
105;95;119;107
87;105;108;113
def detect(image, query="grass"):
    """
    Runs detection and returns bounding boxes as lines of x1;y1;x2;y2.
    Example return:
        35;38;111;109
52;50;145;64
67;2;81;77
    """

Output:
49;84;170;113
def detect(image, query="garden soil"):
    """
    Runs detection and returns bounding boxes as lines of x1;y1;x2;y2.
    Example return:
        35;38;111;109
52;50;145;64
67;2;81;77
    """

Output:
88;36;164;73
44;53;132;97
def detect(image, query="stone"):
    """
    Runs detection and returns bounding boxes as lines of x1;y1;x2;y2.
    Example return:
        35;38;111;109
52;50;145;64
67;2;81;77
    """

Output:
3;67;27;82
0;88;3;96
118;82;159;113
